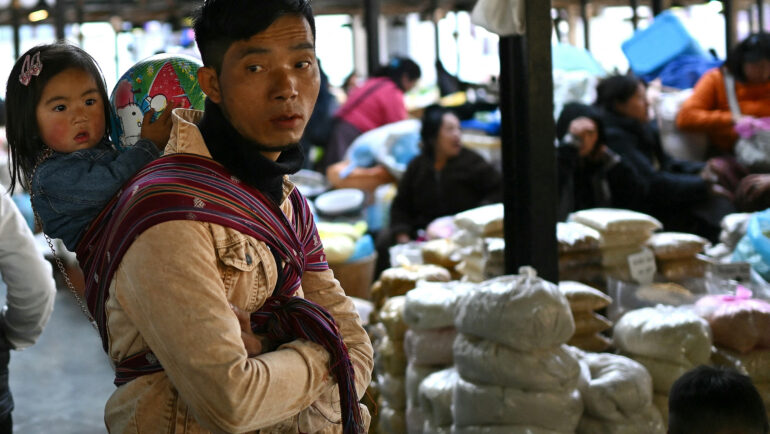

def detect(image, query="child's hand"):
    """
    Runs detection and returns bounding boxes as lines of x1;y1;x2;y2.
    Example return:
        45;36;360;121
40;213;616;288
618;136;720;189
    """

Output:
140;105;174;150
230;304;272;357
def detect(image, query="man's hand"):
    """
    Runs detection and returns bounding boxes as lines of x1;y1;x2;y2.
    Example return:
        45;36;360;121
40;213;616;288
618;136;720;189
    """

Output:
230;304;272;357
140;106;175;150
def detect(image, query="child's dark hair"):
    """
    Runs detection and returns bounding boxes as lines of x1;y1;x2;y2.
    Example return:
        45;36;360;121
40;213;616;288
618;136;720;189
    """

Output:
669;365;769;434
725;33;770;82
374;56;422;91
193;0;315;75
594;74;645;115
5;42;112;193
420;104;454;159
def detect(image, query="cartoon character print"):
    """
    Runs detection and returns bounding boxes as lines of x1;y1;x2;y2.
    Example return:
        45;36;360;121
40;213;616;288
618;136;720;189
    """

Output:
113;60;194;148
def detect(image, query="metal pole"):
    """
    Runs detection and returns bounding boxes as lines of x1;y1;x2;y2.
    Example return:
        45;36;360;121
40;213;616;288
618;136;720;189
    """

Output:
499;0;558;282
758;0;765;33
580;0;590;51
724;0;735;54
364;0;381;76
55;0;66;41
11;2;20;60
652;0;663;17
630;0;639;30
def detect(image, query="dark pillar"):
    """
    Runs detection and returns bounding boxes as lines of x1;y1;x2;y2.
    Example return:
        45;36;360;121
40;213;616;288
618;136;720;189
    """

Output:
55;0;66;40
364;0;381;75
11;2;20;60
499;0;558;282
630;0;639;30
758;0;765;33
652;0;663;17
580;0;590;51
724;0;735;54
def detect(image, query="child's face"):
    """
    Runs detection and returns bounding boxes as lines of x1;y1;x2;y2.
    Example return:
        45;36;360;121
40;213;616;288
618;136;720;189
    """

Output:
35;67;106;153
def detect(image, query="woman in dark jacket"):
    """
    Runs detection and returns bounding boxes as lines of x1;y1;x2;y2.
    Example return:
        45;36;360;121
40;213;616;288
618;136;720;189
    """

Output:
556;102;646;221
376;105;502;273
596;75;735;241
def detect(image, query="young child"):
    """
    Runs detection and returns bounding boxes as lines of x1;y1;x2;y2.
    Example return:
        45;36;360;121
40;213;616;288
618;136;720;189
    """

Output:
5;42;172;251
669;365;769;434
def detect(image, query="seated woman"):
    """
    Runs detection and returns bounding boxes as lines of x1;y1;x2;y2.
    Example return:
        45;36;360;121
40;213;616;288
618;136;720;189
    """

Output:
597;75;735;241
375;105;502;273
322;57;421;171
676;33;770;154
556;102;646;221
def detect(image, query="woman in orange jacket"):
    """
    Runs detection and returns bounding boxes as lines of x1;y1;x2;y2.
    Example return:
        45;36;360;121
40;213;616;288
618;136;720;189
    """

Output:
676;33;770;154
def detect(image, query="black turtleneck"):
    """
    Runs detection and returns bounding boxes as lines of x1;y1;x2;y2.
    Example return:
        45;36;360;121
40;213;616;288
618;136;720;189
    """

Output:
197;99;304;204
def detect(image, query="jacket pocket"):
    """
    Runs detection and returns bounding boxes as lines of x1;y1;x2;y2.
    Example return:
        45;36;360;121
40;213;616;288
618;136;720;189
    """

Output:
211;225;274;310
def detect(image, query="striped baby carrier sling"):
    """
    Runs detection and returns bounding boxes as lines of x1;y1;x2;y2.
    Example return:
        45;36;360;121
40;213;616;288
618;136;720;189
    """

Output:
76;153;364;433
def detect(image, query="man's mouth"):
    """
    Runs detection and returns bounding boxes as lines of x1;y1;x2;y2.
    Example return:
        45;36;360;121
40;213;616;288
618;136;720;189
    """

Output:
270;114;303;129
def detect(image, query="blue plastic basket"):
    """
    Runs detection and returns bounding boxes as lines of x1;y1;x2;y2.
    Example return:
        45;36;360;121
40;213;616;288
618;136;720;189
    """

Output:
621;11;704;76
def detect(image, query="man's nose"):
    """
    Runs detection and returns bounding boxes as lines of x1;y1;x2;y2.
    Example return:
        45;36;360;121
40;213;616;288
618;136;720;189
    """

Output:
271;69;298;100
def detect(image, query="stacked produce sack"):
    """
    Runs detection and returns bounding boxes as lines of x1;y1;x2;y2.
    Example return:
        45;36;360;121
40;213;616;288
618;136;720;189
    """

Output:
451;204;505;282
370;264;452;309
558;222;604;288
700;287;770;419
570;349;666;433
559;281;613;352
612;306;713;424
451;267;584;432
646;232;709;281
375;296;409;433
569;208;662;282
420;238;461;279
402;281;475;433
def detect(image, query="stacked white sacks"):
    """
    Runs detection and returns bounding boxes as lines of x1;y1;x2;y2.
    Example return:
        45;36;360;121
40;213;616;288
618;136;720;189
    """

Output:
559;281;614;352
646;232;709;281
451;204;505;282
570;349;666;433
451;268;584;433
568;208;663;284
557;222;604;289
402;281;475;433
612;306;713;425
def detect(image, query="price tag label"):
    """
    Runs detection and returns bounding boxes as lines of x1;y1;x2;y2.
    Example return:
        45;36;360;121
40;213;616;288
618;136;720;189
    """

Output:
710;262;752;283
628;248;656;285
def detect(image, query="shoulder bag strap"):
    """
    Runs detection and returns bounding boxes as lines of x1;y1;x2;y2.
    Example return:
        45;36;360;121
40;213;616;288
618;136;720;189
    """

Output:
723;68;742;120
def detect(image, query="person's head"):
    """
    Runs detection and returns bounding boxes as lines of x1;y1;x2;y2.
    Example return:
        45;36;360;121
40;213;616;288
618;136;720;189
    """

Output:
343;71;360;95
420;105;462;161
669;365;769;434
375;56;421;92
726;33;770;84
193;0;320;159
595;74;649;123
556;102;606;158
5;42;111;192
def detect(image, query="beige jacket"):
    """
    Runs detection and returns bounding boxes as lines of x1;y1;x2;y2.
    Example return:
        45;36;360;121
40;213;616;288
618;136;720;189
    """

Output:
103;108;373;433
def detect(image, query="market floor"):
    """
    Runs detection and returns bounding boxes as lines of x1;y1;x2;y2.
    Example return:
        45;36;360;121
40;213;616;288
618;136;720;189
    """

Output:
8;286;113;433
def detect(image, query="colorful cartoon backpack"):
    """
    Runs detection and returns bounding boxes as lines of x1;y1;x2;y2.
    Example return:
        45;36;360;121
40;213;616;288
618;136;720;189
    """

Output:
110;53;206;150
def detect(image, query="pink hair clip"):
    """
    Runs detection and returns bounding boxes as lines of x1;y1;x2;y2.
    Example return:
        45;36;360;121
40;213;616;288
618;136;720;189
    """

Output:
19;52;43;86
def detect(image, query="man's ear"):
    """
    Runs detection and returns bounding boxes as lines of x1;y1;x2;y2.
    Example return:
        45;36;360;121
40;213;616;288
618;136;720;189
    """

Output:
197;66;222;104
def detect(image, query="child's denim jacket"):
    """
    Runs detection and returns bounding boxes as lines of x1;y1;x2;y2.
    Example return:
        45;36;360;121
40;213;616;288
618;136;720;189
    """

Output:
31;138;160;251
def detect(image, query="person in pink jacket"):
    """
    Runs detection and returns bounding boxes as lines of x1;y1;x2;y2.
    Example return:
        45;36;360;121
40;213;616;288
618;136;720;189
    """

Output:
322;57;421;170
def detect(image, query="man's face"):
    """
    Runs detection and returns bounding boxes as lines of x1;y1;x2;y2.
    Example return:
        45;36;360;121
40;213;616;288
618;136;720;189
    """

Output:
200;14;320;154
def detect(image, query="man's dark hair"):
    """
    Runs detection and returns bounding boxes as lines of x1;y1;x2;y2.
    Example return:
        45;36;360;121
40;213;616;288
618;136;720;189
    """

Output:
669;365;769;434
594;74;645;115
725;33;770;82
192;0;316;74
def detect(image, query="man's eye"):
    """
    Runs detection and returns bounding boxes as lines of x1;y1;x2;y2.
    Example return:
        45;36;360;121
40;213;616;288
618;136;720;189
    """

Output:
247;65;264;72
296;61;312;69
